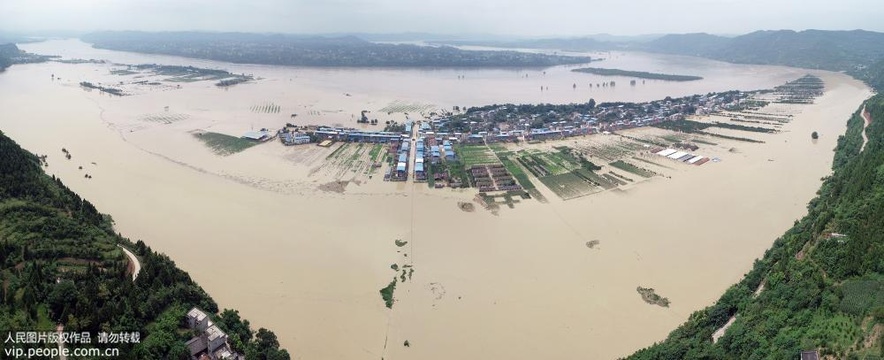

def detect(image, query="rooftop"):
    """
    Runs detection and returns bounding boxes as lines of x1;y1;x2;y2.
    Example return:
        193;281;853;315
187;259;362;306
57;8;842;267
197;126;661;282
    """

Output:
188;307;208;321
205;325;227;342
242;130;271;140
800;351;819;360
185;336;207;357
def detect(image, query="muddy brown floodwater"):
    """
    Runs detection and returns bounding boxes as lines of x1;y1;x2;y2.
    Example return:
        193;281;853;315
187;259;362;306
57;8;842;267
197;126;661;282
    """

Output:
0;39;873;359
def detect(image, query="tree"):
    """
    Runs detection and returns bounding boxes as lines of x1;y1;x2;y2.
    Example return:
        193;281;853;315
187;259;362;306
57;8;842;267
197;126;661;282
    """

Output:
812;131;819;139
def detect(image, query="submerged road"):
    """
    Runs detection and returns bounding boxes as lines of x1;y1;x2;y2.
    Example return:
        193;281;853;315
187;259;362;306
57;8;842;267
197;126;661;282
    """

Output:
118;245;142;281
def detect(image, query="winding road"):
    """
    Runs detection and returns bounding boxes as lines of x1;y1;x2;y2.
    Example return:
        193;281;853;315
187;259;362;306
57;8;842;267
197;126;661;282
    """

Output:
118;245;141;281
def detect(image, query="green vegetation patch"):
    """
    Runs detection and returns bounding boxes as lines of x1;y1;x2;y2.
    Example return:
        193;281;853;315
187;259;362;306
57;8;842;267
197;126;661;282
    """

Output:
499;155;535;190
193;131;259;156
609;160;655;178
379;279;397;309
368;144;383;161
395;239;408;247
574;168;617;190
454;144;500;167
488;143;509;153
839;278;884;316
379;100;437;114
636;287;670;307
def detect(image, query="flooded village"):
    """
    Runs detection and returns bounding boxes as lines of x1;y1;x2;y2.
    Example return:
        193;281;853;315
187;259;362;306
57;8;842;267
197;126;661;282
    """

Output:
266;75;823;204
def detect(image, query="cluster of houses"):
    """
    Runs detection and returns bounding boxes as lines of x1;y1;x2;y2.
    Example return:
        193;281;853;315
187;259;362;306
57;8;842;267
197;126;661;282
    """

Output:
444;91;750;143
389;138;411;181
263;91;752;151
185;308;243;360
384;124;460;182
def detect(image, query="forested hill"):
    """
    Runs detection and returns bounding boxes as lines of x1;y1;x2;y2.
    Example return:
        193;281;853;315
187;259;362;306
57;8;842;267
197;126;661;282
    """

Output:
0;43;49;71
0;131;290;359
640;30;884;72
0;44;20;71
625;89;884;357
80;31;592;67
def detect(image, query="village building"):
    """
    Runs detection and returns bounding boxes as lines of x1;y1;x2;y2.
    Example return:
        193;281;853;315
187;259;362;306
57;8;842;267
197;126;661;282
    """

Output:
185;308;244;360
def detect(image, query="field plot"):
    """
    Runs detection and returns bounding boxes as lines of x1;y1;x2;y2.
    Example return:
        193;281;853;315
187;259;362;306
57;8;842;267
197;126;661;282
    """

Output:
379;100;437;114
491;147;547;201
514;147;607;200
609;160;656;178
839;278;884;316
251;102;282;114
138;113;190;124
192;131;259;156
499;156;535;190
455;144;500;167
311;143;381;180
575;138;648;162
575;169;618;190
537;173;597;200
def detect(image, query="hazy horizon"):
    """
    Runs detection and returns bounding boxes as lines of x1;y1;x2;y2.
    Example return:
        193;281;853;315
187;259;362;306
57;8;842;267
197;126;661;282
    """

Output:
0;0;881;38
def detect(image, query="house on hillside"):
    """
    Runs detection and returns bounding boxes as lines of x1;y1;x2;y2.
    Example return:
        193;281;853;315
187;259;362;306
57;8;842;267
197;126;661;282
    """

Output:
185;308;244;360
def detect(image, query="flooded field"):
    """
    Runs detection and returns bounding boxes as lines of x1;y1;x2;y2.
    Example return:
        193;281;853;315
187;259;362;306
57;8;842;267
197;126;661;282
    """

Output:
0;39;873;359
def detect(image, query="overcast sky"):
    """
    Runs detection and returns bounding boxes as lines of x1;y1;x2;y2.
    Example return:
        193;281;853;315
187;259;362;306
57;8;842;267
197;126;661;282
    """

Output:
0;0;880;37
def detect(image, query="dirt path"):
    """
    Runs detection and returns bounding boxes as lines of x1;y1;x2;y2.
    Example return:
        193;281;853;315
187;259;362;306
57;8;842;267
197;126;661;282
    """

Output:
861;105;872;153
711;280;765;343
711;316;736;343
57;324;67;360
118;245;141;281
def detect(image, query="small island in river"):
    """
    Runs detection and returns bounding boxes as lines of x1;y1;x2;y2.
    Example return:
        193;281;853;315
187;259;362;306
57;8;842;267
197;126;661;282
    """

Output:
572;67;704;81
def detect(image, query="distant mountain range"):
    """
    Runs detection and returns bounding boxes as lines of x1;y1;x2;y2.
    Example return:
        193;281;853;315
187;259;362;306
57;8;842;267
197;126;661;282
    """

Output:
9;29;884;82
80;31;592;67
641;30;884;71
432;29;884;74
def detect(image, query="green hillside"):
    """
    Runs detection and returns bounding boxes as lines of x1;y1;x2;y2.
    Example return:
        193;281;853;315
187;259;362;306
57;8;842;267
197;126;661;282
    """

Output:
0;43;48;71
0;131;290;359
641;30;884;72
625;91;884;358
